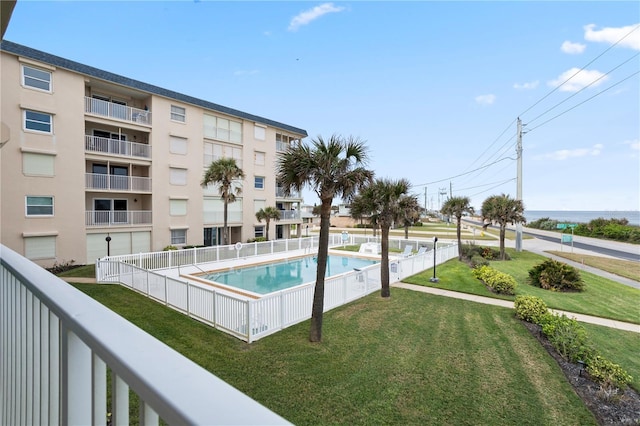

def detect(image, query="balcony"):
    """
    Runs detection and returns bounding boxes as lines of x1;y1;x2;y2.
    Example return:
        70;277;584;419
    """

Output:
85;135;151;159
86;210;152;227
0;244;289;425
85;96;152;125
276;186;301;199
276;141;290;152
279;209;301;222
85;173;152;192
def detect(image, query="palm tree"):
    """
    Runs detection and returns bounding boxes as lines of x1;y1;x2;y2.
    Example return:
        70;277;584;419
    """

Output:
398;195;421;239
201;157;245;246
276;134;373;342
441;196;475;260
255;206;281;240
351;178;411;298
481;193;525;260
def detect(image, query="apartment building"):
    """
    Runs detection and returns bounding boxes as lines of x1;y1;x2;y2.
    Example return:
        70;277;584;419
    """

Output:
0;40;308;268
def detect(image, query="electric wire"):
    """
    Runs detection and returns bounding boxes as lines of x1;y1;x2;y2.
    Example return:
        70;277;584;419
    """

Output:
415;156;516;187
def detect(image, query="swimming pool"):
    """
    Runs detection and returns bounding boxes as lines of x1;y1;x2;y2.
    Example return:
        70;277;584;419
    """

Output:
198;255;379;295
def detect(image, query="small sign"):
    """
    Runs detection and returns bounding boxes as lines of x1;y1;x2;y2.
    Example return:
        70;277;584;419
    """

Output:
562;234;573;243
568;224;578;229
556;224;567;229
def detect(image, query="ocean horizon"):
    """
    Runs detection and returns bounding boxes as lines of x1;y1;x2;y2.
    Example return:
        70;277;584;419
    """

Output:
524;210;640;227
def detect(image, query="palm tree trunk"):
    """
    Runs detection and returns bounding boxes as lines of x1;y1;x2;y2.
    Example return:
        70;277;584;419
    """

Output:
265;219;270;241
404;225;409;239
456;216;462;260
309;198;331;342
223;198;229;245
380;224;391;298
499;224;506;260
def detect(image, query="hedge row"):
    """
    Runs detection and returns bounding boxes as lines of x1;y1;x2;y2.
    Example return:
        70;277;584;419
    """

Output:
472;265;517;295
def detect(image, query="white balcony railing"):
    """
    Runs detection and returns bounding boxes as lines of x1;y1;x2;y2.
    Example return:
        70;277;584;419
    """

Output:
85;173;152;192
279;209;301;221
85;97;152;125
86;210;152;227
0;244;290;425
85;135;151;159
275;141;289;152
276;187;301;199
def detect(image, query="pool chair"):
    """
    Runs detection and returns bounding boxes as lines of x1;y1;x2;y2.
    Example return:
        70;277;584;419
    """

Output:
416;246;428;256
400;245;413;257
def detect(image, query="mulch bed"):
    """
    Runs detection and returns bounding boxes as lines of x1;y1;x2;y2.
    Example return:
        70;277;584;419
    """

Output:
522;321;640;425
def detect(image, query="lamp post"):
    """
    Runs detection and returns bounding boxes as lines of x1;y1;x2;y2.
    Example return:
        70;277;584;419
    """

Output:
306;224;309;237
105;234;111;256
430;236;439;283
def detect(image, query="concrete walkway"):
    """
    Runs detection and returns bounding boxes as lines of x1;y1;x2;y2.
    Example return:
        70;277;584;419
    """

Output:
393;282;640;333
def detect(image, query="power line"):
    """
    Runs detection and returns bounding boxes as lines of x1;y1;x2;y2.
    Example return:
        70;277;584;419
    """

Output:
414;156;516;187
467;178;516;199
455;177;517;192
528;69;640;133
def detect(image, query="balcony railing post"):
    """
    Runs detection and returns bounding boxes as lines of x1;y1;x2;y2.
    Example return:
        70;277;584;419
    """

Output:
61;327;92;425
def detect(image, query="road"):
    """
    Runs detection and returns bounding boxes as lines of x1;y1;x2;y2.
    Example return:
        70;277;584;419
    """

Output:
523;230;640;262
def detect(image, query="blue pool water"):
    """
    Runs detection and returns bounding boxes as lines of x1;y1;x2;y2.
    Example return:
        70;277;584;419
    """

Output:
200;255;379;295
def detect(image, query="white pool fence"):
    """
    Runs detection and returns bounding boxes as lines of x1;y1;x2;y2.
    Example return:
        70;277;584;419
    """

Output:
96;235;458;343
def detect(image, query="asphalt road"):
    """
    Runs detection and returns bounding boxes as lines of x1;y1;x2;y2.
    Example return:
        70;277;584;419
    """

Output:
523;230;640;262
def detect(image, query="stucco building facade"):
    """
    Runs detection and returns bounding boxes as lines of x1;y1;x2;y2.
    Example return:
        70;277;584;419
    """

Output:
0;41;307;267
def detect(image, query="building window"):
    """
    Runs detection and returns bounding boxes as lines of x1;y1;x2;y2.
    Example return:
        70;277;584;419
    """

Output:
169;167;187;185
169;136;188;155
254;226;265;239
203;114;242;143
171;229;187;245
22;65;52;92
26;196;54;216
203;142;242;168
23;152;55;176
25;236;56;260
254;151;265;166
171;105;186;122
254;125;266;141
254;176;265;189
169;199;187;216
24;110;52;133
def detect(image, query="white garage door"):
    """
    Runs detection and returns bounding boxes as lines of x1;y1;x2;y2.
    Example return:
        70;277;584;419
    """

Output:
86;233;108;264
132;231;151;254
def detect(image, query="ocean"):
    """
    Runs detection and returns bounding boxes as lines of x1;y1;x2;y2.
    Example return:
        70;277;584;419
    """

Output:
524;211;640;227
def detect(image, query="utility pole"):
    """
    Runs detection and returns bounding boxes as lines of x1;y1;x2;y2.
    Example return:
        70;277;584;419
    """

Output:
424;186;428;215
449;181;452;198
515;117;523;252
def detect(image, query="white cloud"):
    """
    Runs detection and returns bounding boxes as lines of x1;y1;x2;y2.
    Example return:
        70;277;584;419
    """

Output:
538;144;604;161
623;139;640;151
584;23;640;51
547;67;608;92
513;80;539;90
288;3;345;32
475;94;496;105
561;40;586;54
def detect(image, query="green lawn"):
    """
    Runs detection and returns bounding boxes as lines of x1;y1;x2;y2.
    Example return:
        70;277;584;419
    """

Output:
72;283;596;425
404;249;640;324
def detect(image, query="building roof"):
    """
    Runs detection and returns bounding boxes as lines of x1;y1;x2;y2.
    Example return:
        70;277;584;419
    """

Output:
1;40;308;137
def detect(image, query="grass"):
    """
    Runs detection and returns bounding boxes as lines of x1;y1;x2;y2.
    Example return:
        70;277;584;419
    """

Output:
403;249;640;324
546;251;640;282
58;263;95;277
72;283;596;425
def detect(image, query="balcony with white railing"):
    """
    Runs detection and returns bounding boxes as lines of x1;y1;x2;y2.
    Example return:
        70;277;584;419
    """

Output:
86;210;152;227
85;173;152;192
0;244;290;425
279;209;301;222
276;186;301;199
85;135;151;159
276;141;290;152
85;97;152;125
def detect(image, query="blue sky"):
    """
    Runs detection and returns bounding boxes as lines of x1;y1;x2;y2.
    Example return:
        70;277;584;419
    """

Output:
5;1;639;211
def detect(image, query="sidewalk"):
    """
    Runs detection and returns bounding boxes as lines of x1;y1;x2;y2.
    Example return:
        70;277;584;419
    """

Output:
393;282;640;334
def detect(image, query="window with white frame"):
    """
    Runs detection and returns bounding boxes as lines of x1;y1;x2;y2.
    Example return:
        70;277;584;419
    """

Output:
254;151;265;166
169;136;188;155
254;124;266;140
23;152;55;176
254;176;265;190
171;229;187;245
203;142;242;168
22;65;52;92
171;105;186;122
24;110;52;133
169;167;187;185
26;196;54;216
25;235;56;260
169;199;187;216
254;226;265;239
203;114;242;143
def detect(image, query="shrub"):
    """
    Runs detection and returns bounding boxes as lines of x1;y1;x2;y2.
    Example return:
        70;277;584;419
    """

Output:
470;255;489;268
528;259;584;292
514;295;548;324
472;265;517;295
46;259;77;275
539;313;594;363
163;245;178;251
586;355;633;390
